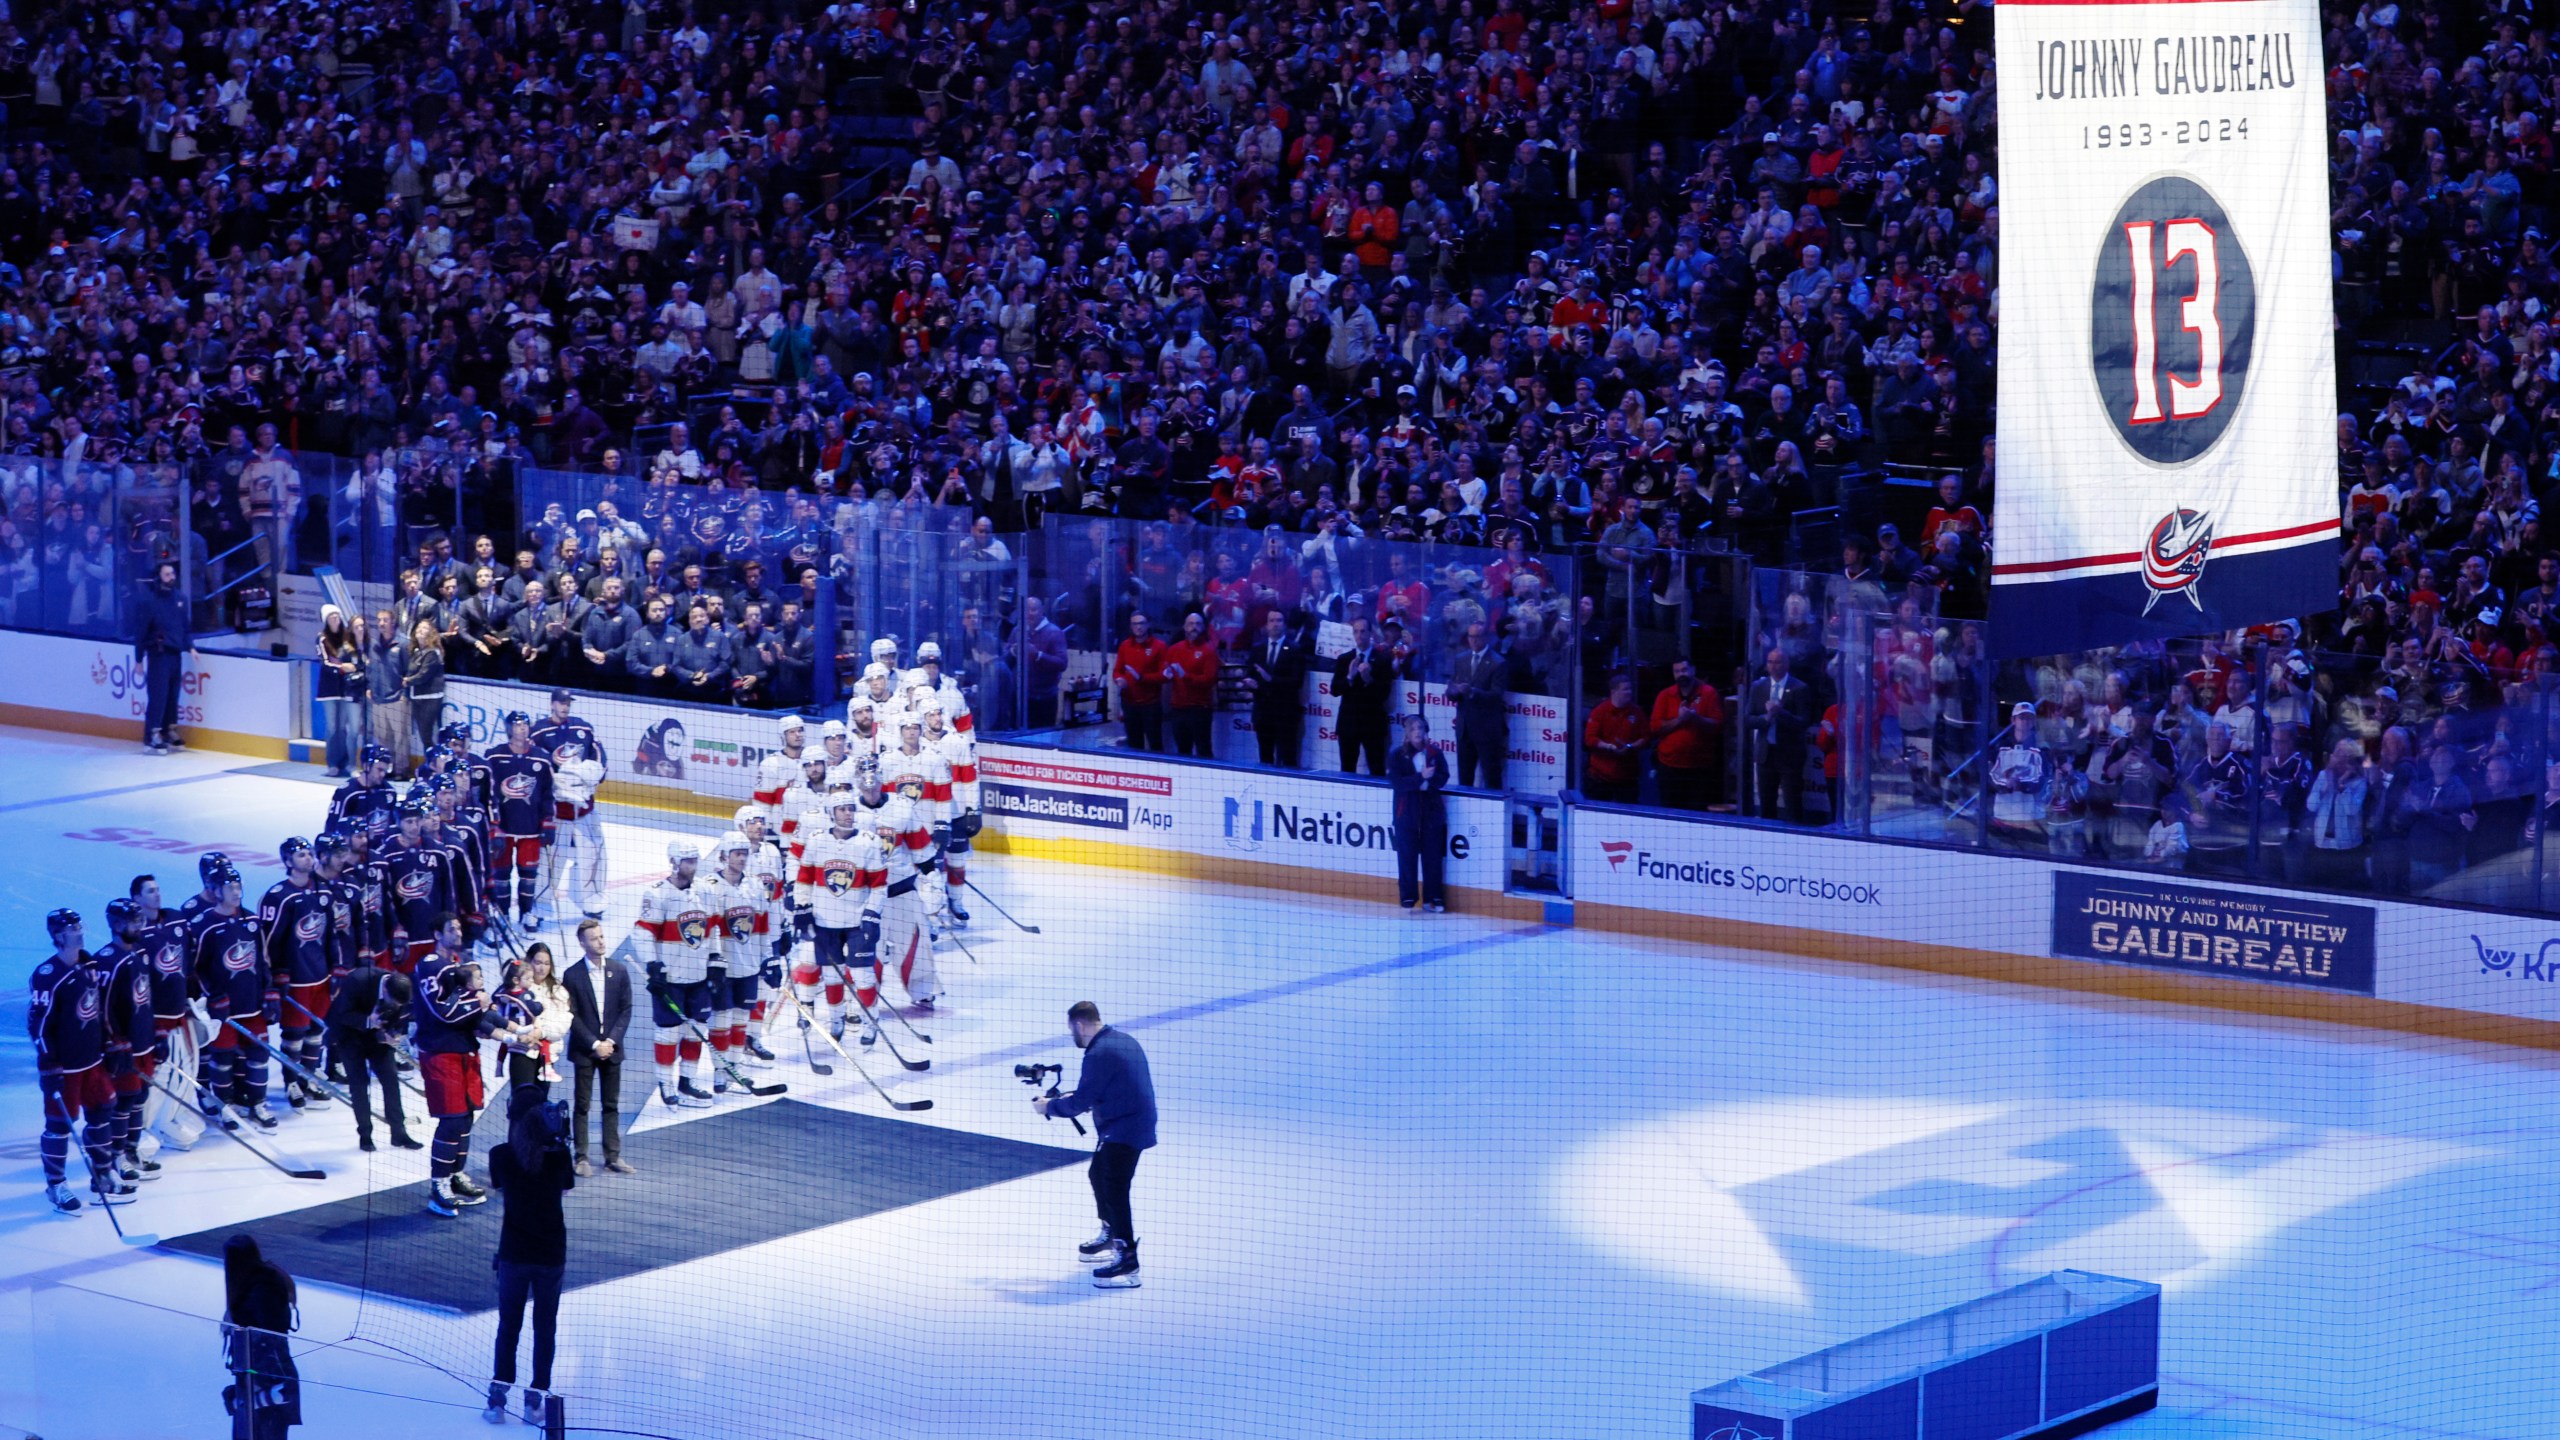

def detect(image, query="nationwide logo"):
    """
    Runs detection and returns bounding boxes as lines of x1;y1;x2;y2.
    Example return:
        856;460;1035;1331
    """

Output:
1601;840;1634;869
2140;506;2215;615
1222;790;1399;853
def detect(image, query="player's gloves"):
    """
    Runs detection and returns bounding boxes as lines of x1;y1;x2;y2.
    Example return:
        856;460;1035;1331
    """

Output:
263;992;282;1025
151;1034;171;1063
208;992;233;1020
793;911;815;943
645;961;666;995
953;812;981;840
855;918;880;952
932;824;952;850
762;959;783;989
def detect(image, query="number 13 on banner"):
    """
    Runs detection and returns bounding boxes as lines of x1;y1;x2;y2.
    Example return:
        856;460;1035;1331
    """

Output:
2091;175;2259;467
2121;218;2220;425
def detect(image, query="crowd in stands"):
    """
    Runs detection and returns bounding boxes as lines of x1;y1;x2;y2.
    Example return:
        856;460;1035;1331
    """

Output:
4;0;2560;901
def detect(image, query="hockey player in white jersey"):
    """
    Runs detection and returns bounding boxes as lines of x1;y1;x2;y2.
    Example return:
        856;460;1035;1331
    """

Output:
752;715;808;833
816;718;861;790
842;696;883;775
778;753;835;868
636;839;719;1107
729;807;790;1056
698;833;763;1084
923;695;980;927
547;738;607;919
792;793;887;1041
855;662;904;735
878;714;953;921
865;795;941;1012
902;641;975;735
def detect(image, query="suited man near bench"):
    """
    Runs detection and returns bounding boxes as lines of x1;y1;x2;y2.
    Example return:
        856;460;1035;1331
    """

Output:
561;919;635;1176
1246;610;1309;767
1445;621;1510;791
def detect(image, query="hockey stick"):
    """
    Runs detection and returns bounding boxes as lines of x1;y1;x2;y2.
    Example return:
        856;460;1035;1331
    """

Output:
279;993;427;1098
644;979;788;1098
783;994;932;1111
142;1072;325;1180
847;991;930;1070
964;878;1041;933
935;926;983;966
220;1016;365;1115
792;1007;834;1076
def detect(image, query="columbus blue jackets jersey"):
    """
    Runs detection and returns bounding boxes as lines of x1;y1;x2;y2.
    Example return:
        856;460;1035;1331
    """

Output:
259;877;338;987
191;908;269;1015
486;748;557;838
28;951;106;1073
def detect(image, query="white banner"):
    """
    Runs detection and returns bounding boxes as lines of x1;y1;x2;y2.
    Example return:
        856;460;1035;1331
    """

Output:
1991;2;2334;654
0;630;290;739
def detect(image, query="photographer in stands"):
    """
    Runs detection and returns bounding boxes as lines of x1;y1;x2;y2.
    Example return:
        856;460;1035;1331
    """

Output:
486;1083;576;1426
1034;1002;1157;1289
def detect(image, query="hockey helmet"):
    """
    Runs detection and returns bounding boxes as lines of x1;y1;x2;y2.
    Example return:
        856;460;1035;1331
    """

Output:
715;830;750;856
846;695;875;717
360;742;392;769
104;896;141;932
502;710;532;734
426;771;461;796
45;907;81;941
437;720;472;748
869;638;899;662
733;804;762;829
279;836;316;868
916;640;943;662
863;661;892;682
198;851;233;887
399;792;436;819
778;714;806;740
820;719;848;739
666;838;702;865
314;831;352;863
802;752;831;775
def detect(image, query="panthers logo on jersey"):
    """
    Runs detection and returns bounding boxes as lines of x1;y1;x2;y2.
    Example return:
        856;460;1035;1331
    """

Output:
677;912;711;946
896;778;925;800
823;862;860;895
222;939;259;974
728;907;760;936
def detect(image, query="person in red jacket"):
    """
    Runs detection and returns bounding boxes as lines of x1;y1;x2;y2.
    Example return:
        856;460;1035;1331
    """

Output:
1115;612;1169;753
1160;612;1223;758
1582;672;1650;804
1649;659;1725;810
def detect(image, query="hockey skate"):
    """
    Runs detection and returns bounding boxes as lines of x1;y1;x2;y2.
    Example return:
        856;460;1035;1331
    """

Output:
676;1077;716;1107
90;1173;135;1204
427;1181;460;1218
284;1079;309;1111
745;1034;777;1062
1078;1227;1118;1258
448;1173;488;1206
45;1182;82;1214
244;1101;280;1130
711;1067;732;1095
858;1013;880;1047
1091;1240;1141;1288
122;1149;162;1182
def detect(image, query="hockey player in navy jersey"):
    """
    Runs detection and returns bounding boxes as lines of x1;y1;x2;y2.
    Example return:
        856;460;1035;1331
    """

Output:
340;825;394;972
93;897;162;1185
327;744;399;834
383;797;461;972
413;915;493;1217
425;776;493;952
190;858;280;1130
529;689;601;774
442;722;497;814
30;909;128;1213
176;850;234;932
127;875;196;1098
259;838;339;1112
485;713;557;932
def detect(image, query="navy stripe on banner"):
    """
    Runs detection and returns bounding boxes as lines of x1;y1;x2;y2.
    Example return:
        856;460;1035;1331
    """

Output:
1987;540;2337;658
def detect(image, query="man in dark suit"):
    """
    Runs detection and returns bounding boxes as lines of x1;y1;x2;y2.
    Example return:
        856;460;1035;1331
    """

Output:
325;967;420;1152
1331;614;1397;776
561;920;634;1176
1745;647;1815;823
1389;714;1453;911
1246;611;1308;767
1445;621;1509;791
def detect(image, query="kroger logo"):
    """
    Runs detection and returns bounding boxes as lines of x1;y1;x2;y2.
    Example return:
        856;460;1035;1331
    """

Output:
2472;934;2560;981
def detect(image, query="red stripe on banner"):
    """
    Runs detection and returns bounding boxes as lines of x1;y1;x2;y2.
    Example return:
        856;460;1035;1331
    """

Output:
1991;518;2338;576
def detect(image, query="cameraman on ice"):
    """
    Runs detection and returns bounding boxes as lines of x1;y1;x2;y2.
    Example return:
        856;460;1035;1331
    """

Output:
1033;1001;1156;1288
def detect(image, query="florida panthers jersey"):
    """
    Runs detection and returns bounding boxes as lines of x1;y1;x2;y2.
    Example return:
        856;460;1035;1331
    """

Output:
794;827;890;928
878;744;951;826
901;673;973;733
635;877;718;983
259;877;338;987
191;908;269;1015
934;731;980;815
487;748;557;838
703;871;769;965
780;780;834;862
754;747;812;826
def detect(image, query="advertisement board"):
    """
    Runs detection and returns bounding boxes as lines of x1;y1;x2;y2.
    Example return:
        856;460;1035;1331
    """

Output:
443;678;794;806
0;630;290;744
1990;0;2335;654
2050;870;2375;995
978;742;1508;892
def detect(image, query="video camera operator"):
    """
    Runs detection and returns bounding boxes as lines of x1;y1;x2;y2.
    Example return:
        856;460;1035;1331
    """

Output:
486;1083;575;1425
1032;1001;1157;1288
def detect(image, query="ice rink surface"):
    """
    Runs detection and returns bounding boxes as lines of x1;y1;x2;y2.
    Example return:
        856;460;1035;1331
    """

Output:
1;725;2556;1439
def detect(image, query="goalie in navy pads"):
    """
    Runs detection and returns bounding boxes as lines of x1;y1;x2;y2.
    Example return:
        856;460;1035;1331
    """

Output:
94;897;163;1185
637;839;720;1106
414;915;493;1216
486;713;557;931
30;909;130;1213
328;744;399;833
258;838;338;1111
192;857;282;1130
549;736;606;919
